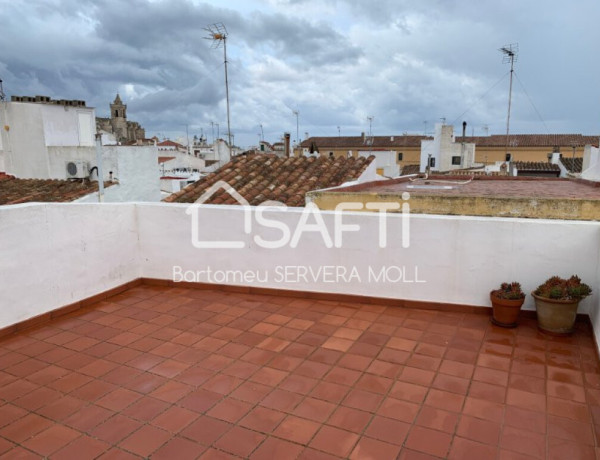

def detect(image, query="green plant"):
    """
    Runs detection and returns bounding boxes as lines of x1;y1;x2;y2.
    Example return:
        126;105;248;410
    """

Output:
534;275;592;301
491;282;525;300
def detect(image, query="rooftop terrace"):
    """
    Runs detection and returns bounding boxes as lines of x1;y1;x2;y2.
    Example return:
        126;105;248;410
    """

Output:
2;201;600;458
1;283;599;459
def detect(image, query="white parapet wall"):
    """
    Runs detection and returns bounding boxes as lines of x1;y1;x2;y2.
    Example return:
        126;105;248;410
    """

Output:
0;203;140;329
1;202;600;350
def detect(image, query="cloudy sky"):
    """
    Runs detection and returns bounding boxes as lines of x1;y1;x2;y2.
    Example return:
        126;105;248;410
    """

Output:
1;0;599;147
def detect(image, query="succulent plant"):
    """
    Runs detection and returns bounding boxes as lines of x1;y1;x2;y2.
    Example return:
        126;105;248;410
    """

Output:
534;275;592;301
491;282;525;300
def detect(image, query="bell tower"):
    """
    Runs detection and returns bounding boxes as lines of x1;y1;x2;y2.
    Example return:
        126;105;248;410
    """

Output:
109;93;128;142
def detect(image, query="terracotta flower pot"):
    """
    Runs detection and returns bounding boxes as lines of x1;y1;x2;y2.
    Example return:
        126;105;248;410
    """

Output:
490;293;525;328
532;292;580;335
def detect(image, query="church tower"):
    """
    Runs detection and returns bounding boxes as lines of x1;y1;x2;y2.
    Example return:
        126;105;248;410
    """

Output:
109;94;128;142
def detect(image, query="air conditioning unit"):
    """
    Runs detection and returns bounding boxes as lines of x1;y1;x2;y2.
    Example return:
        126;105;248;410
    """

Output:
65;160;88;179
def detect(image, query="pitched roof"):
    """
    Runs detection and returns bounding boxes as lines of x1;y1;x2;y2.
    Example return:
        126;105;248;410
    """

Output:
459;134;598;148
513;161;561;172
560;157;583;173
300;135;431;150
0;178;109;205
158;156;176;164
157;140;185;149
164;154;374;207
301;134;599;149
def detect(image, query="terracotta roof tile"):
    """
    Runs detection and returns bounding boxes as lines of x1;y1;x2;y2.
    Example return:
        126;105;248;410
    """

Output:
400;165;421;175
164;154;374;206
513;161;561;172
0;178;111;205
459;134;598;148
302;134;599;149
158;156;176;164
560;157;583;173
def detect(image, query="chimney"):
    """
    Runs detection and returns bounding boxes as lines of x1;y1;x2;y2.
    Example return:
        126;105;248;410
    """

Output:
284;132;291;157
462;121;467;139
361;132;366;142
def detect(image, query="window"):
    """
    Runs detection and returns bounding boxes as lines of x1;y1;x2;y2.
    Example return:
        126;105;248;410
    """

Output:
452;156;461;165
429;157;436;167
329;152;334;158
397;152;403;161
505;153;512;162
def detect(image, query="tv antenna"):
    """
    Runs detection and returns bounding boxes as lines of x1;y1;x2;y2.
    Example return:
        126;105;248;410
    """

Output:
204;23;232;152
499;43;518;158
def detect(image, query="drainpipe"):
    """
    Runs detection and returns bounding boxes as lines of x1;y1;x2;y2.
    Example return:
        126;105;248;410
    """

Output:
95;133;105;202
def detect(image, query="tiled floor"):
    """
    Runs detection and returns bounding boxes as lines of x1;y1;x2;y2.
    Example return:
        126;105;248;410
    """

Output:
1;285;600;459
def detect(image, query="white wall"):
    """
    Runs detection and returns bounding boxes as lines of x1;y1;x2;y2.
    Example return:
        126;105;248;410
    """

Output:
2;202;599;351
77;145;161;202
0;102;96;179
0;203;140;329
137;204;600;315
420;124;476;172
358;151;400;177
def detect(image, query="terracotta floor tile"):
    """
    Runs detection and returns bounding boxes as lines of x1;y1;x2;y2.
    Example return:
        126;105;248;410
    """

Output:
405;425;452;458
448;437;498;460
0;413;53;443
547;380;586;403
293;396;336;423
504;405;546;434
364;415;410;445
546;396;591;422
119;425;171;457
468;381;506;404
273;415;320;444
181;415;231;445
547;414;595;445
439;359;474;379
22;425;80;457
151;436;203;460
240;406;286;433
500;425;546;458
324;366;362;385
321;337;354;352
310;381;350;404
547;436;596;460
350;436;402;460
151;406;198;433
432;373;470;395
327;406;371;433
398;366;435;386
214;425;266;457
206;397;253;423
506;388;546;412
96;387;142;411
249;367;288;386
377;397;420;423
456;414;501;445
406;354;441;372
91;414;143;444
202;373;243;396
365;359;402;379
415;406;459;434
343;388;384;413
250;436;303;460
509;373;546;394
424;389;465;413
52;435;111;460
461;397;504;423
310;425;360;457
260;388;303;412
279;374;318;395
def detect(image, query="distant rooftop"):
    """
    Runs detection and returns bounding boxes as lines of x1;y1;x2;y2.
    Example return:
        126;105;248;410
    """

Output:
165;154;374;207
0;177;109;205
301;134;599;150
309;175;600;220
10;95;87;107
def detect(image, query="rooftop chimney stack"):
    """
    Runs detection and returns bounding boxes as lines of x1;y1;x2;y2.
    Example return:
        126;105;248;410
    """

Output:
284;132;291;157
462;121;467;139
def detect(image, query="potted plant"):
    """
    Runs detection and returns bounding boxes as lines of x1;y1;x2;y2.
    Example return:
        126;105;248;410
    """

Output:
532;275;592;335
490;282;525;328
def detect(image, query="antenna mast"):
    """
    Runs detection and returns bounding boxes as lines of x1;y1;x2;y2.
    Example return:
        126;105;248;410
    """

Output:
204;23;233;152
500;43;518;159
